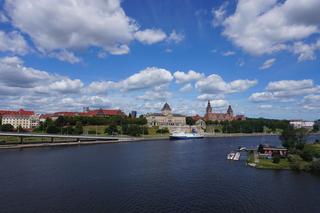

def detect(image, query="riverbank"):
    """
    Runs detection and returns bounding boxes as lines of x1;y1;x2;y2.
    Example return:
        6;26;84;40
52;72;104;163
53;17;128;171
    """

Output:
246;143;320;174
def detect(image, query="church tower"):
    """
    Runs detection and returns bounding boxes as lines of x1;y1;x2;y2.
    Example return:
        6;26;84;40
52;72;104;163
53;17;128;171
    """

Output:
227;105;233;116
206;100;212;114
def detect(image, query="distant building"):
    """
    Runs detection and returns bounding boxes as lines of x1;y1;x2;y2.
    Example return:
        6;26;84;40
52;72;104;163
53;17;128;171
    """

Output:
145;103;186;129
130;111;137;118
40;108;125;121
290;120;315;129
0;109;39;129
204;101;245;122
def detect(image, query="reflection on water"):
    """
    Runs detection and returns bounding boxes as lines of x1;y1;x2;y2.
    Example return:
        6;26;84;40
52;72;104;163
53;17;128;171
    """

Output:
0;135;320;213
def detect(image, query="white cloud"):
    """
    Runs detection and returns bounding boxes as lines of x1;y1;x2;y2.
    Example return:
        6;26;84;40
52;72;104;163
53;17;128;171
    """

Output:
222;51;235;56
197;93;225;101
49;50;81;64
302;94;320;110
259;58;276;70
291;40;320;62
0;31;29;54
267;79;315;91
179;83;193;92
259;104;273;109
212;2;228;27
221;0;320;58
135;29;167;44
167;30;184;43
122;67;173;91
196;74;257;94
4;0;177;61
138;90;171;101
174;70;204;83
87;81;119;94
49;79;84;94
0;56;85;96
249;92;275;102
249;79;320;102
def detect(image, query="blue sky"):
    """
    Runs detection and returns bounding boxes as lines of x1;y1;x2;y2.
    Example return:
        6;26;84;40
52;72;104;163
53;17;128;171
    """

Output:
0;0;319;120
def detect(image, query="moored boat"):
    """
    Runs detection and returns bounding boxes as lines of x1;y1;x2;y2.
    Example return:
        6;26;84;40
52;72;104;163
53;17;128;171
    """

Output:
170;132;204;140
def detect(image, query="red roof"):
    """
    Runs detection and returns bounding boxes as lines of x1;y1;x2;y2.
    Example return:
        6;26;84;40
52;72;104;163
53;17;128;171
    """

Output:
0;109;35;117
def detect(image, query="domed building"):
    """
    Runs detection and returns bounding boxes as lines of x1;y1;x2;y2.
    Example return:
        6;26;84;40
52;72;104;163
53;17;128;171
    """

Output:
145;103;186;130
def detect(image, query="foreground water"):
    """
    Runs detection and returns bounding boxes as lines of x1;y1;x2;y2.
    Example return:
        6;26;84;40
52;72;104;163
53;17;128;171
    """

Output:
1;135;320;213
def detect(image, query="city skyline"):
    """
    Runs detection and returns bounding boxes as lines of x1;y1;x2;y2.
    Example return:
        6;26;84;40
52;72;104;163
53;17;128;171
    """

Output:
0;0;319;120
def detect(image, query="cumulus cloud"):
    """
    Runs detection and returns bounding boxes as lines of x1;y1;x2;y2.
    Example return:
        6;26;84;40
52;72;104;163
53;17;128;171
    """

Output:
49;79;84;94
135;29;167;44
3;0;177;62
259;58;276;70
249;79;320;102
122;67;173;90
220;0;320;58
0;56;85;95
88;67;173;93
174;70;204;84
0;31;29;54
195;74;257;94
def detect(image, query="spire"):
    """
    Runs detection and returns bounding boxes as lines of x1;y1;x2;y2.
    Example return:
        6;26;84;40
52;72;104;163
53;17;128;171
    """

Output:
161;102;172;115
161;102;171;111
227;105;233;115
206;100;212;113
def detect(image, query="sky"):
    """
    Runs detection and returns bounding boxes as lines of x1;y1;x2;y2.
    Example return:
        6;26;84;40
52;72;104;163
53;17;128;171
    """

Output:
0;0;319;120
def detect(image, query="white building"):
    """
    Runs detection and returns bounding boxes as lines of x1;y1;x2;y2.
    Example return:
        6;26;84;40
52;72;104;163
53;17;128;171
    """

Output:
1;109;39;129
145;103;186;131
290;120;315;129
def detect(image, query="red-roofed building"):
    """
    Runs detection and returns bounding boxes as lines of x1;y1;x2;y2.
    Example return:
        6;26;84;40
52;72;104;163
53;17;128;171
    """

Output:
39;108;125;121
0;109;39;129
204;101;246;122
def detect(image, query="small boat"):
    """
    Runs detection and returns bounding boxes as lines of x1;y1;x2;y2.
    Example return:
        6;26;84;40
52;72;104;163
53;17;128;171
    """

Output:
227;152;235;160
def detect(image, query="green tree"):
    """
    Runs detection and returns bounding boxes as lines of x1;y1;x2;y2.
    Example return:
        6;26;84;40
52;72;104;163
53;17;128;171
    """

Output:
282;126;296;149
186;117;196;126
105;124;118;135
46;125;60;134
73;122;83;135
0;124;14;132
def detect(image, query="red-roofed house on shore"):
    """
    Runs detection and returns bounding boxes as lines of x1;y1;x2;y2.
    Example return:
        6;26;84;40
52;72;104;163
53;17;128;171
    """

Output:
0;109;39;129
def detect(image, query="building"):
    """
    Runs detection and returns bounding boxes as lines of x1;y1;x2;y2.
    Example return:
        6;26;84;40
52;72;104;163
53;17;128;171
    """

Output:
145;103;186;130
204;100;245;122
130;111;137;118
258;145;288;158
0;109;39;129
40;108;124;121
289;120;315;129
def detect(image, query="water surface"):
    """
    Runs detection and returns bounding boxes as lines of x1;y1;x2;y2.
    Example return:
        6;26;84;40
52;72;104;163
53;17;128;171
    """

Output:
1;135;320;212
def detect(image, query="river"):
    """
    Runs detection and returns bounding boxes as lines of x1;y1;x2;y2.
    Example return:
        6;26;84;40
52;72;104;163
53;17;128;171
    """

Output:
0;135;320;212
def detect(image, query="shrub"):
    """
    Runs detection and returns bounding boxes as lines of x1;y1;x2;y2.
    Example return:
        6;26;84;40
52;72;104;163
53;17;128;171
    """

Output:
300;150;313;162
156;127;169;134
272;155;280;164
309;161;320;174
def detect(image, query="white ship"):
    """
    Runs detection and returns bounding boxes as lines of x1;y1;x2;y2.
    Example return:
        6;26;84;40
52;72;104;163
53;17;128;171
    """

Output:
170;129;204;140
